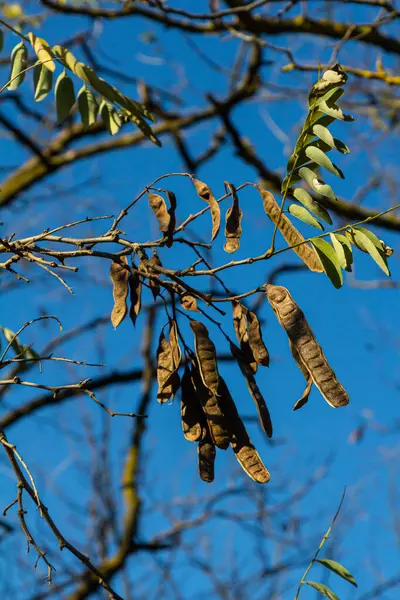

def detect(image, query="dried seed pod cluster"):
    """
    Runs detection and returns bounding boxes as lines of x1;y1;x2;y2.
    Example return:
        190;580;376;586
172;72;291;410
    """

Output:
265;284;349;409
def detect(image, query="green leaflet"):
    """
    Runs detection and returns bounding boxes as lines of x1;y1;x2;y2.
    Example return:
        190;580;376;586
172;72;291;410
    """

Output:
293;188;332;224
318;89;356;122
8;42;28;91
28;32;55;72
313;124;350;154
306;581;340;600
55;72;75;123
298;167;336;200
77;85;98;130
316;558;358;587
288;204;323;230
33;63;53;102
311;238;343;288
330;233;352;271
352;228;390;276
100;100;121;135
305;146;344;179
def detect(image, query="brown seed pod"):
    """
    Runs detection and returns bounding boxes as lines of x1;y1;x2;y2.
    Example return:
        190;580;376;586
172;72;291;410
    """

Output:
230;342;273;438
139;252;162;300
190;320;220;395
246;310;270;367
191;177;220;242
180;293;199;312
129;266;142;327
180;366;207;442
156;322;181;404
191;362;230;450
110;255;130;329
290;340;313;411
265;284;349;408
198;436;216;483
232;302;257;374
256;186;323;273
148;193;170;233
218;378;270;484
164;190;177;248
224;182;243;253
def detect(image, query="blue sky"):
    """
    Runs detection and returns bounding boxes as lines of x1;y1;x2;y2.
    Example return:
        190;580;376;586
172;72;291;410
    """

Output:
1;1;400;598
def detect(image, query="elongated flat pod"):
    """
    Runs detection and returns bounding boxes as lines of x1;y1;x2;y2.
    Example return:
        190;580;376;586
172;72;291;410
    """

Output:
156;324;181;404
129;267;142;327
181;366;206;442
246;310;270;367
224;182;243;253
110;255;130;328
256;186;323;273
198;436;216;483
139;253;162;300
218;378;270;484
265;284;349;408
230;343;273;438
190;320;220;394
191;363;230;450
191;177;220;242
148;192;170;233
232;302;257;373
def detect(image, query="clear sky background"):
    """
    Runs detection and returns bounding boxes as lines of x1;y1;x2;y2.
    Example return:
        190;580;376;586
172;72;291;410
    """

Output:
1;1;400;598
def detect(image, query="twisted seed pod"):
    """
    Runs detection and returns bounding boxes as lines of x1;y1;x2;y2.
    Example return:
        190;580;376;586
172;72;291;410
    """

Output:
265;284;349;408
148;193;170;233
180;294;199;312
181;366;207;442
246;310;270;367
191;177;221;242
190;321;220;395
129;267;142;327
230;342;273;438
218;378;270;484
290;341;313;411
165;191;177;248
224;182;243;253
139;252;162;300
156;322;181;404
257;186;323;273
110;256;130;328
198;436;216;483
191;363;230;450
232;302;257;374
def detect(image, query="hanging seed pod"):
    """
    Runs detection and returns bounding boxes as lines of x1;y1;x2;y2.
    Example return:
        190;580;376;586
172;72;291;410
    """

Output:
181;366;207;442
218;378;270;484
191;363;230;450
232;302;257;374
265;284;349;408
148;193;170;233
190;320;220;395
110;256;130;329
139;252;162;300
191;177;221;242
164;190;177;248
230;342;273;438
256;186;323;273
156;322;181;404
290;341;313;411
224;182;243;253
198;436;216;483
180;293;199;312
246;310;270;367
129;266;142;327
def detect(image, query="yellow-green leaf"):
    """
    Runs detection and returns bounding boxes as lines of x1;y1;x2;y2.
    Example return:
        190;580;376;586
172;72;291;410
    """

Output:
330;233;352;271
33;63;53;102
311;238;343;288
305;146;344;179
8;41;28;91
353;228;390;276
100;100;121;135
55;71;75;123
293;188;332;224
316;559;357;587
306;581;340;600
298;167;336;200
28;32;55;72
77;85;98;130
289;204;323;230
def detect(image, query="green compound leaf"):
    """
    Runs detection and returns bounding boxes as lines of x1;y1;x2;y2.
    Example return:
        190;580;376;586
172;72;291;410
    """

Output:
311;238;343;289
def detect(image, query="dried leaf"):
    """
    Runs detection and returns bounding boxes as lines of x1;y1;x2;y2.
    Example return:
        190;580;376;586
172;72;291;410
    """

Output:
191;177;220;242
265;284;349;408
198;437;216;483
218;377;270;483
256;187;323;273
129;267;142;326
190;320;220;395
110;256;130;329
224;182;243;253
230;343;273;438
180;366;207;442
246;311;270;367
